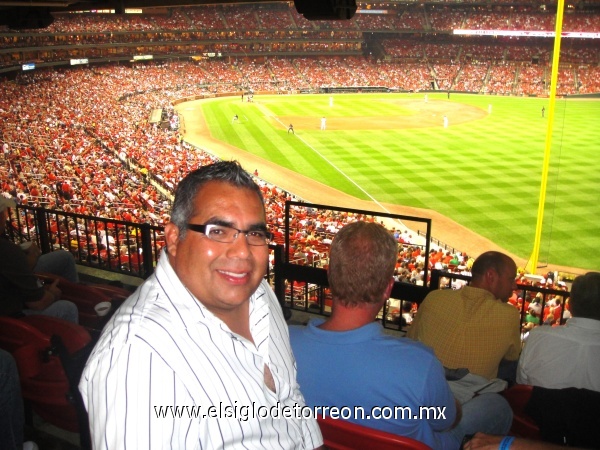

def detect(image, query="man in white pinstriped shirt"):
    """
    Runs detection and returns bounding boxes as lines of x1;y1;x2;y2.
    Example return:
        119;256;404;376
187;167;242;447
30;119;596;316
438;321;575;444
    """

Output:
79;161;323;449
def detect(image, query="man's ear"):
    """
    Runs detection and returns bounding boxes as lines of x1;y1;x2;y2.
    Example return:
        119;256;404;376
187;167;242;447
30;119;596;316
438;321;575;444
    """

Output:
485;268;498;286
164;223;181;257
384;277;395;299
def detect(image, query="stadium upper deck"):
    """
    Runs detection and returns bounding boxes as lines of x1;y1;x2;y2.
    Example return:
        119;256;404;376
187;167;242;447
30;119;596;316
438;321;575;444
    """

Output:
0;2;598;71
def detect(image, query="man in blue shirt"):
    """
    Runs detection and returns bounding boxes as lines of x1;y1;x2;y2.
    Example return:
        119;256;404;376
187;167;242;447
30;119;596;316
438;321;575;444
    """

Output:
290;221;513;449
289;221;461;449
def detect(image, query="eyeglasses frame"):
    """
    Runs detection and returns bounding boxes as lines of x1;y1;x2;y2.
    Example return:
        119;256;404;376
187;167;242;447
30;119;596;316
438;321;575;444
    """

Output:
186;223;273;246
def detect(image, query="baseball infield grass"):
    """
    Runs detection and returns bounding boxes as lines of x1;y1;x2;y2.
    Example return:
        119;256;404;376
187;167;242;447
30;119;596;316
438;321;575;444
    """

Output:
201;93;600;271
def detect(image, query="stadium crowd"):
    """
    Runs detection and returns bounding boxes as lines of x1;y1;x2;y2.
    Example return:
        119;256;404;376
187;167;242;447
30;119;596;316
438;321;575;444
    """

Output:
0;3;599;91
1;3;598;36
1;53;598;262
0;61;578;302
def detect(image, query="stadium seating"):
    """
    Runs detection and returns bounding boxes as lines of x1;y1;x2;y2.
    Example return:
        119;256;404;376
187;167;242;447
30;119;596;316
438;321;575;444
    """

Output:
0;315;92;435
36;272;131;331
501;384;541;440
316;415;431;450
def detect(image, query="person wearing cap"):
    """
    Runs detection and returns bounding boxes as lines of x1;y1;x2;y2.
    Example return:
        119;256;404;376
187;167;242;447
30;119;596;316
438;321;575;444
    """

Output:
0;196;78;322
517;272;600;392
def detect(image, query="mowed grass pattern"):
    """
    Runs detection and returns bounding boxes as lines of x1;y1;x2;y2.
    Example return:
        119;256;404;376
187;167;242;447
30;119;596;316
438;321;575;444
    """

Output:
202;93;600;271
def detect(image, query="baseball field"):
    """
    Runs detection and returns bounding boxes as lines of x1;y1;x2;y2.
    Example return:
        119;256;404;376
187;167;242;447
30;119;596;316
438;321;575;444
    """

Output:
176;92;600;273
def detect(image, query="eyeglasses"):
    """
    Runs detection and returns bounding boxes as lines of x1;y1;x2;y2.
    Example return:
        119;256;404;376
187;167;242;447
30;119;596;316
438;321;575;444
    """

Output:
186;223;273;246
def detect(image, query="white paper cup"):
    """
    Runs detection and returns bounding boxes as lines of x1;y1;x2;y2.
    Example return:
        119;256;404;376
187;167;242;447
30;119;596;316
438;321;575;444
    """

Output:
20;242;33;251
94;301;112;317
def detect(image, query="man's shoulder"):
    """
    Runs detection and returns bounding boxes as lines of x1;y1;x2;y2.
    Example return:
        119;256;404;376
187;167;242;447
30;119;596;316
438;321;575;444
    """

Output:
423;286;468;301
287;324;304;341
288;323;306;336
421;288;461;307
289;321;436;360
430;286;518;310
380;333;436;356
521;326;564;361
491;298;521;317
527;322;563;341
98;279;177;346
288;319;325;344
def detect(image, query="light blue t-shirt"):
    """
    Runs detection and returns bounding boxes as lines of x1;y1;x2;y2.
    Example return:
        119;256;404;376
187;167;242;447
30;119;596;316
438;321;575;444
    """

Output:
289;319;459;449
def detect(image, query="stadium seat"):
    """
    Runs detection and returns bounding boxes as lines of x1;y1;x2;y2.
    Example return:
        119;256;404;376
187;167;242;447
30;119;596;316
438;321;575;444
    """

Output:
523;386;600;447
501;384;541;440
36;273;131;331
316;415;431;450
119;252;144;274
0;315;92;435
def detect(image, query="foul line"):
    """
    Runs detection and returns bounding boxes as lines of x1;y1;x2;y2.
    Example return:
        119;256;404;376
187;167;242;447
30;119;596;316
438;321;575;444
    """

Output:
272;117;408;231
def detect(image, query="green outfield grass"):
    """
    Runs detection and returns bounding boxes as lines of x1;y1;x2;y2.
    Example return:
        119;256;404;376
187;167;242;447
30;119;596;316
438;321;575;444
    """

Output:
201;93;600;271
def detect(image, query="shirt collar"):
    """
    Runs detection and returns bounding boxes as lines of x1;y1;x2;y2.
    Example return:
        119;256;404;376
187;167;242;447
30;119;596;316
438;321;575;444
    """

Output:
463;285;501;302
304;318;384;344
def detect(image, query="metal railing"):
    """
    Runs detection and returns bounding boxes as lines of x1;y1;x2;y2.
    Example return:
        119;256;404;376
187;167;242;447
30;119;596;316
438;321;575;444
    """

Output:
8;205;163;279
6;203;570;331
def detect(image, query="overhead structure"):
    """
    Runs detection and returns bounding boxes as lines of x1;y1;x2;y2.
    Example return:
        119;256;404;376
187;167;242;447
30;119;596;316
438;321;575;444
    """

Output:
293;0;357;20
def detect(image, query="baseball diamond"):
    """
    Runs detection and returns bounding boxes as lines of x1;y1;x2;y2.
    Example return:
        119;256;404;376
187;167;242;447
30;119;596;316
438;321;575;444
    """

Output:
177;92;600;274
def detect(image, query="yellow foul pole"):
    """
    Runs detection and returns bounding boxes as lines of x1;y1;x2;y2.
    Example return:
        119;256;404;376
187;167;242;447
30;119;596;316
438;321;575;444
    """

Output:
527;0;565;274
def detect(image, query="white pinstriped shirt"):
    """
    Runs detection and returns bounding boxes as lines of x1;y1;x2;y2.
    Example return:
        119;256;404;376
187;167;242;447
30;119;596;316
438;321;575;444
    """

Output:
79;250;322;450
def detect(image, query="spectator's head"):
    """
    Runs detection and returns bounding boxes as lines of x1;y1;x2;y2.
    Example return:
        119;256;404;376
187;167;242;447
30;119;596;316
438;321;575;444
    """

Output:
169;160;265;239
328;221;397;307
470;251;517;302
570;272;600;321
528;302;542;316
165;161;271;319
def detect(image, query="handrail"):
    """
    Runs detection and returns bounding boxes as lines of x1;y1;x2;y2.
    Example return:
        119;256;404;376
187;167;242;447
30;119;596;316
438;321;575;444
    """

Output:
6;203;570;330
7;204;164;280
